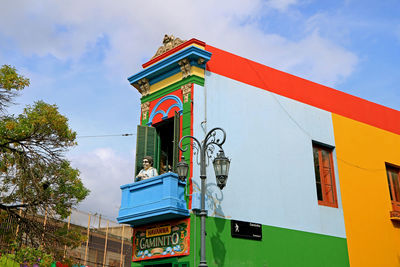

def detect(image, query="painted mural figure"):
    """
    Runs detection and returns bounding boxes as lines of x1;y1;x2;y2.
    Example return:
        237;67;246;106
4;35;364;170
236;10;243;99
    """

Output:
135;156;159;182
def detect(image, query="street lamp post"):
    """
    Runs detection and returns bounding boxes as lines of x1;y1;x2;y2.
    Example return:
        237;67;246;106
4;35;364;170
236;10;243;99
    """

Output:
177;127;230;267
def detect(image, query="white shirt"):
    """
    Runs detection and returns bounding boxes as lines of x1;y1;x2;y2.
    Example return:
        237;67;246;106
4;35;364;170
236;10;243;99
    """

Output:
136;167;158;181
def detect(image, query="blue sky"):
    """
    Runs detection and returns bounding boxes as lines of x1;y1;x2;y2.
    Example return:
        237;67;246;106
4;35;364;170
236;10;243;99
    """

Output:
1;0;399;220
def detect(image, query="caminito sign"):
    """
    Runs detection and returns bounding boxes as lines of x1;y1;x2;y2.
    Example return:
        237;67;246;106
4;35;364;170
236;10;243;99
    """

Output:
132;218;190;261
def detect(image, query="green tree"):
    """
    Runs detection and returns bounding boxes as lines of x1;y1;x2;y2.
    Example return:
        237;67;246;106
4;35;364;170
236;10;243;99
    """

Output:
0;65;29;113
0;65;89;264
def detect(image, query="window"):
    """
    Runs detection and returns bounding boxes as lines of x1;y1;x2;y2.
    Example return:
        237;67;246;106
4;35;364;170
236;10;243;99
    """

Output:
312;143;338;208
135;111;180;176
386;164;400;212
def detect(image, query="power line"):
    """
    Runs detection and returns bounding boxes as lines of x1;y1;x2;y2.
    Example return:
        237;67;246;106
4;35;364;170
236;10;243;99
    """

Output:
77;133;135;138
245;59;391;173
337;158;385;172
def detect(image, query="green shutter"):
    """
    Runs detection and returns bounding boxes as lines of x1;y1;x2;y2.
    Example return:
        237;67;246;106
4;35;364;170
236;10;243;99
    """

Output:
172;111;181;172
135;125;159;176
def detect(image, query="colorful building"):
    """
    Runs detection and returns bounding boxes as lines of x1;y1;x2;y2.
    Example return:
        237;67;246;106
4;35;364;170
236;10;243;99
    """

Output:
117;35;400;267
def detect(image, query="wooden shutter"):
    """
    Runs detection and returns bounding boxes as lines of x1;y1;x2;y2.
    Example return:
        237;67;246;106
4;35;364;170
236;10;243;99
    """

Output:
172;111;181;172
313;143;338;208
135;125;159;176
320;149;334;204
387;167;400;211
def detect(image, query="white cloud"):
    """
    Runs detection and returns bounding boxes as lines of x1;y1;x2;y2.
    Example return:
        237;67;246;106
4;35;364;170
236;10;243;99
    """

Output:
0;0;357;87
70;148;133;220
266;0;298;11
281;30;358;86
1;2;399;232
0;0;361;218
198;24;357;86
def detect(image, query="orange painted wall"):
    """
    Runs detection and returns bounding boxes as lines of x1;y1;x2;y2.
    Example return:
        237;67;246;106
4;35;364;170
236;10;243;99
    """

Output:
332;113;400;267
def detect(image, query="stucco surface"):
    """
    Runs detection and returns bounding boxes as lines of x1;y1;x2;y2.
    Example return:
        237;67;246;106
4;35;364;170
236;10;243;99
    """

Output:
191;72;346;238
333;113;400;267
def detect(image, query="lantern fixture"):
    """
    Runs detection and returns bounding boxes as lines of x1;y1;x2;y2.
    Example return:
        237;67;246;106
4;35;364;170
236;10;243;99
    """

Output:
176;156;189;182
213;149;231;190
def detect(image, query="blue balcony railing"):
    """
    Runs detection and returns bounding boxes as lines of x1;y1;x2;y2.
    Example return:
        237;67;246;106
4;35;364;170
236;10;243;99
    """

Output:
117;172;189;226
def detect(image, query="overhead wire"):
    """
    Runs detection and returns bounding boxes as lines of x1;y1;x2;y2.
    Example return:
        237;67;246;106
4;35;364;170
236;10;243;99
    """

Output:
77;133;135;138
245;58;388;173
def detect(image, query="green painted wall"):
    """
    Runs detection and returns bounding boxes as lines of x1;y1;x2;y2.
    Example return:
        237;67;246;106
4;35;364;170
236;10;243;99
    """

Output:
132;214;349;267
181;83;192;205
190;216;350;267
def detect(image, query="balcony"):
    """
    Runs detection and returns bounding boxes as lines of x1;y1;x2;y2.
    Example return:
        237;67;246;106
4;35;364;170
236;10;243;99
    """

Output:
117;172;189;226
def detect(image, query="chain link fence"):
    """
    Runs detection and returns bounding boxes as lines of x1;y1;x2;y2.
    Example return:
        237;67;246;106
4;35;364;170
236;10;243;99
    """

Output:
0;209;132;267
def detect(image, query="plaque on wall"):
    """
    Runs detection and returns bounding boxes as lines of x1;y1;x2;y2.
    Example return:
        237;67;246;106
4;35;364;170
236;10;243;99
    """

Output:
231;220;262;241
132;218;190;261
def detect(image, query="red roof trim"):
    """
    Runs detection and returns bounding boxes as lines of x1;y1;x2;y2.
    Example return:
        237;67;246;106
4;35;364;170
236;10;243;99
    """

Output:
142;38;206;69
205;44;400;135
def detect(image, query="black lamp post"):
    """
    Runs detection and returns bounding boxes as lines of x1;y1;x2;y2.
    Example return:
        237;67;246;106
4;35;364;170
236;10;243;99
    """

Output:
177;127;230;267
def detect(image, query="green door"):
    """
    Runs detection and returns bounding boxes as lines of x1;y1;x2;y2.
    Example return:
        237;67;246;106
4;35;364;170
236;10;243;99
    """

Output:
135;125;159;176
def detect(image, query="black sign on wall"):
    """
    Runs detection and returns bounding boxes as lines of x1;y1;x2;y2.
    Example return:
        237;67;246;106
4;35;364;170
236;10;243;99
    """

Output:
231;220;262;241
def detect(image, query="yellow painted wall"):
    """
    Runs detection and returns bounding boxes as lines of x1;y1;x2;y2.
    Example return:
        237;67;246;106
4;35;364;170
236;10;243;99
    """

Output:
332;114;400;267
149;66;204;94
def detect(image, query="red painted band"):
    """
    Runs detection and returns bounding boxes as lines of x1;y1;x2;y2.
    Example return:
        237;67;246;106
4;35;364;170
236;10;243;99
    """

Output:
142;39;206;69
205;44;400;136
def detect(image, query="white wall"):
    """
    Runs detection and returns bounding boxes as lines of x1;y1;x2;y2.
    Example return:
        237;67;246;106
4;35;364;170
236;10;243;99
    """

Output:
191;72;346;238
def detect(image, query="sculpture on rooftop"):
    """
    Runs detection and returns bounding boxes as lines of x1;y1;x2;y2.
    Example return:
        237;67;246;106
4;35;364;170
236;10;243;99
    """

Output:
151;34;186;59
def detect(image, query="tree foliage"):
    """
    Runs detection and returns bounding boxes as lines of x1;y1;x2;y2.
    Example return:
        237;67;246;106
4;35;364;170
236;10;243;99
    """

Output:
0;65;30;113
0;65;89;263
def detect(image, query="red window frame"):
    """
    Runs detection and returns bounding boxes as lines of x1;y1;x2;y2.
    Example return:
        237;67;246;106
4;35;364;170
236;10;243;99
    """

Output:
386;164;400;212
313;144;338;208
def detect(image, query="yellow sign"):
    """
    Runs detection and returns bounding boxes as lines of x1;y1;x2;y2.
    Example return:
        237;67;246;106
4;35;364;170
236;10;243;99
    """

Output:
133;218;190;261
146;226;171;237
